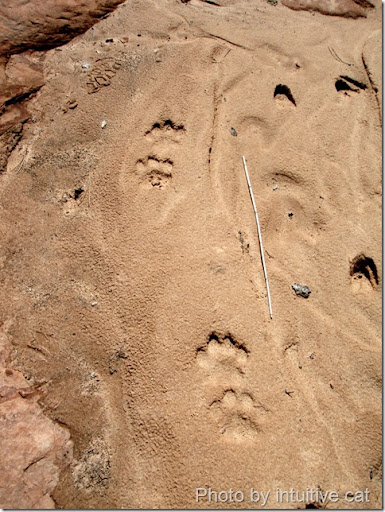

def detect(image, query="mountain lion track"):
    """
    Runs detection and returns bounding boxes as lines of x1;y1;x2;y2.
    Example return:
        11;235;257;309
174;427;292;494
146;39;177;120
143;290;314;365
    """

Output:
196;332;248;376
196;332;268;439
145;120;185;143
134;120;185;189
209;389;267;440
135;156;173;189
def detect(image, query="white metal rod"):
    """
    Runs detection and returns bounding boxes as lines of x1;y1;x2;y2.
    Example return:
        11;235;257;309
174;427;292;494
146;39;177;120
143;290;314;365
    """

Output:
242;155;273;319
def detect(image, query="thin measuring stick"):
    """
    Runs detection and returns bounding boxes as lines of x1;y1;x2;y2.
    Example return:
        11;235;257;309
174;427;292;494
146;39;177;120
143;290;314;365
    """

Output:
242;155;273;319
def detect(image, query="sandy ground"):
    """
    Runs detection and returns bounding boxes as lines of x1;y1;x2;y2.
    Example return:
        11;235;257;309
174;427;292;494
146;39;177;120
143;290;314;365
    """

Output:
0;0;382;508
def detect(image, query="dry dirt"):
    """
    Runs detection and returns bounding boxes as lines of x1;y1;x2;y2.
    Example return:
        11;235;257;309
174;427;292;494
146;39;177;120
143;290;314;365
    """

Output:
0;0;382;509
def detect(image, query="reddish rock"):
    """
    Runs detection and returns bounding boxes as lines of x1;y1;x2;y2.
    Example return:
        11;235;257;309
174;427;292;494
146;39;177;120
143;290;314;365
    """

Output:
0;324;73;509
281;0;375;17
1;53;44;104
0;0;125;57
0;52;44;138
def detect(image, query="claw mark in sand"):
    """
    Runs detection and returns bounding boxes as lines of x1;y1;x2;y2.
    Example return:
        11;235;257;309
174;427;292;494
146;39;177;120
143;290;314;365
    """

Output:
238;231;250;254
208;84;220;174
362;52;381;125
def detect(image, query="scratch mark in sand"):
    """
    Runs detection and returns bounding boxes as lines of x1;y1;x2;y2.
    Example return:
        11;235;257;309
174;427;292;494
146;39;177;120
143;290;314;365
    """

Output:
206;33;252;51
361;52;381;126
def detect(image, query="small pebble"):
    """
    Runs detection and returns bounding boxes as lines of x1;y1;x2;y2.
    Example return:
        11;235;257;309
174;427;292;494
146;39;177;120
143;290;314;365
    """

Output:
230;127;237;137
292;283;311;298
81;61;90;69
101;120;108;129
91;301;98;307
90;372;96;379
273;184;278;190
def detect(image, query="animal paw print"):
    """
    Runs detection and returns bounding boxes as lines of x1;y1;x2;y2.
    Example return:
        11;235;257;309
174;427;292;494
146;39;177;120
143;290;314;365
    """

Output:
210;389;268;440
135;119;184;190
197;332;268;439
196;332;248;377
135;156;173;189
145;119;185;143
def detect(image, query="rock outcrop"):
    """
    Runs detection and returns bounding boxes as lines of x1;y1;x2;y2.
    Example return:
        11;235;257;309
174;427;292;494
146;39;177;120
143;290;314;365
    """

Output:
0;0;125;57
282;0;375;17
0;322;73;509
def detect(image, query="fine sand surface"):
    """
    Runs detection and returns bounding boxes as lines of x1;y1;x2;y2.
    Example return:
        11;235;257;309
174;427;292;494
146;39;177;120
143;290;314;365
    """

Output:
0;0;382;508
